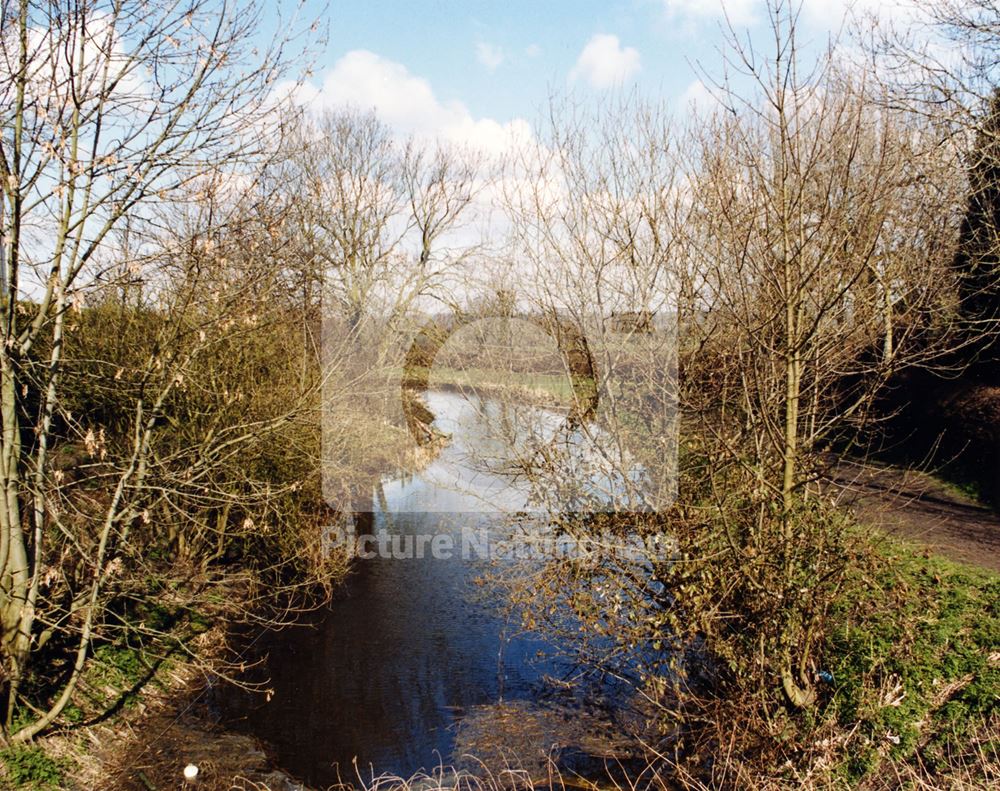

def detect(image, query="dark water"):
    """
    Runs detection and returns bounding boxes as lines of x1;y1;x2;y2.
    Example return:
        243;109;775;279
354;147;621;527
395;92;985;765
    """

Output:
216;392;567;786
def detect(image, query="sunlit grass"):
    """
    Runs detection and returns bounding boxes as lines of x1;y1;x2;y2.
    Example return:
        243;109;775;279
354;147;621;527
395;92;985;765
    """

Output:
396;365;594;407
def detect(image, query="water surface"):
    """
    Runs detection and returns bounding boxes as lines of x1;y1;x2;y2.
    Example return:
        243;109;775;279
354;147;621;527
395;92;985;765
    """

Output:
217;391;567;785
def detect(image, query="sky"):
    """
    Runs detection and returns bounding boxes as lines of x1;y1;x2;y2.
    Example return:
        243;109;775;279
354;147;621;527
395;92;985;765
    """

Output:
261;0;918;150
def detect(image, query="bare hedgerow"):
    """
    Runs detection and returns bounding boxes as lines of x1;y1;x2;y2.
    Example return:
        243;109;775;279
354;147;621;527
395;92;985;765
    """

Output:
0;0;330;741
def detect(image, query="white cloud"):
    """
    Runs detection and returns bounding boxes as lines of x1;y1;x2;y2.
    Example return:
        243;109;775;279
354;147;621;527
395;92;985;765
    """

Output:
799;0;923;28
663;0;919;29
569;34;642;89
525;43;542;58
678;78;719;114
476;42;505;72
664;0;756;26
25;13;152;111
283;50;531;155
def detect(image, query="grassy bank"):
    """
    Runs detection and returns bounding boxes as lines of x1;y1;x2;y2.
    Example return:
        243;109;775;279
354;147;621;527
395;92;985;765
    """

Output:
822;538;998;788
408;365;588;408
0;613;312;790
3;529;993;790
676;531;999;790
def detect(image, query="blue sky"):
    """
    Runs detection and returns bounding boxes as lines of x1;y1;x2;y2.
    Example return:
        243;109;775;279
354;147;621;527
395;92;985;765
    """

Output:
264;0;912;148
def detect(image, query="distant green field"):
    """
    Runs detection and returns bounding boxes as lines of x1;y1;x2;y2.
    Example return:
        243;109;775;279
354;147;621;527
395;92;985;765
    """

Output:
401;365;592;406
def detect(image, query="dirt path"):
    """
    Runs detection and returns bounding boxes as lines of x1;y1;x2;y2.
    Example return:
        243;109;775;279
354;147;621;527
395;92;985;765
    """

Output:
826;458;1000;573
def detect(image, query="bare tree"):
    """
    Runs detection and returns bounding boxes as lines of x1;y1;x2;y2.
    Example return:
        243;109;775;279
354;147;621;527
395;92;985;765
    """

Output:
500;93;682;513
681;1;968;707
488;5;973;748
0;0;316;740
867;0;1000;358
265;109;484;511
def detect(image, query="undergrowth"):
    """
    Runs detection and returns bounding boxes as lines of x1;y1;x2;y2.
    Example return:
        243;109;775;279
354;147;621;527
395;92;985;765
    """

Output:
819;535;998;787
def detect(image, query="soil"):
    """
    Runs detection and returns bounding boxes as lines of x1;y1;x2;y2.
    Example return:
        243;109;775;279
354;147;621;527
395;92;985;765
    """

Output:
64;634;315;791
826;458;1000;573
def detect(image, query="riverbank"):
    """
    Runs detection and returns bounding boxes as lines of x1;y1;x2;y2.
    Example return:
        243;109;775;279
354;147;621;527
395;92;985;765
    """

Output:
9;531;995;789
0;613;319;790
6;389;997;790
409;365;588;410
63;628;313;791
0;397;453;791
48;531;994;791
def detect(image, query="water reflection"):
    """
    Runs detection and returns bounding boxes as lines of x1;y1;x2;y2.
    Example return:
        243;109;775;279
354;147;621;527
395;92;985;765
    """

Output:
388;390;649;514
217;392;566;785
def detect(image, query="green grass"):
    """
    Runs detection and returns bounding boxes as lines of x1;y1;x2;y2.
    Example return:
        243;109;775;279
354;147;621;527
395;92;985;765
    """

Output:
824;538;999;783
415;365;589;405
929;469;986;504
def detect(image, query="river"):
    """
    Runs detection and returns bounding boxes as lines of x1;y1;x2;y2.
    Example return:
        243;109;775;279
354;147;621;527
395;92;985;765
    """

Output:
216;391;582;786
